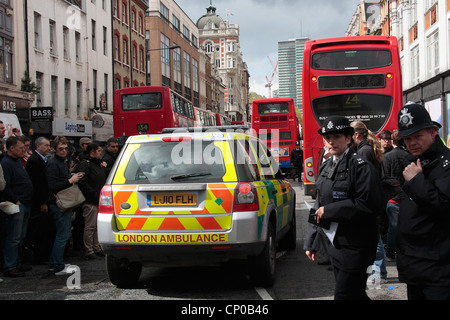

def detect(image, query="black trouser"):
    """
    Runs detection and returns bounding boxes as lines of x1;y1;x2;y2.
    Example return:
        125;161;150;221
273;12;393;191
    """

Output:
332;265;370;300
407;284;450;300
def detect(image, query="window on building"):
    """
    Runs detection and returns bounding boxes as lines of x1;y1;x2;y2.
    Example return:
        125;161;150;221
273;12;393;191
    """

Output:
36;72;43;106
184;51;191;88
63;26;69;59
132;10;136;30
64;78;71;115
192;35;198;48
410;0;417;27
123;38;128;65
173;45;181;90
172;15;180;32
114;34;120;61
205;42;213;53
133;44;137;69
160;3;169;22
138;15;143;34
122;2;127;24
93;69;97;109
161;33;170;86
410;45;419;86
140;47;144;71
113;0;118;18
75;31;81;62
183;25;190;40
427;31;439;78
227;41;235;52
49;20;56;55
0;37;13;83
51;76;57;109
77;81;82;117
34;12;42;50
91;19;96;51
103;26;107;55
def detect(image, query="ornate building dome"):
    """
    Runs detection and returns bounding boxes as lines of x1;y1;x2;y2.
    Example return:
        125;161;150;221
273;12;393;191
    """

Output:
196;5;223;29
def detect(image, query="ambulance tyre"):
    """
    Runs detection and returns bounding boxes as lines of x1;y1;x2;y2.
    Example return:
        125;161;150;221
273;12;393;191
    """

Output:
248;222;276;287
106;255;142;287
279;199;297;251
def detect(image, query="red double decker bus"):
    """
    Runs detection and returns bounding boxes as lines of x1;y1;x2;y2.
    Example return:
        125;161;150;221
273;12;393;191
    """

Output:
215;112;232;126
251;97;300;170
194;107;216;127
113;86;195;138
302;36;403;196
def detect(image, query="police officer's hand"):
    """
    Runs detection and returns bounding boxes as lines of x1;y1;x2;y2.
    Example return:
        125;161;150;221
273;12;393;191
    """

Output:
306;250;317;262
403;159;422;182
315;206;325;223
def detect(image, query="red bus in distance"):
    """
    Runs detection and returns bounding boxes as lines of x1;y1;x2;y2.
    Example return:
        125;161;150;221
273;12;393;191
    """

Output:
113;86;195;138
302;36;403;196
251;97;300;170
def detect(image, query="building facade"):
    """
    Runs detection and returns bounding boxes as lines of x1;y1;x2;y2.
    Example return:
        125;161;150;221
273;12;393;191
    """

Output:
277;37;309;111
112;0;147;89
347;0;450;142
0;0;34;136
196;4;249;121
145;0;200;105
26;0;114;141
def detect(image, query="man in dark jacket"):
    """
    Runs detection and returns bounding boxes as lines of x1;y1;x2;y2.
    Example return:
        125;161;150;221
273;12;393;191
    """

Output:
25;137;55;265
77;143;106;259
101;137;119;176
396;103;450;300
380;131;414;260
1;136;33;277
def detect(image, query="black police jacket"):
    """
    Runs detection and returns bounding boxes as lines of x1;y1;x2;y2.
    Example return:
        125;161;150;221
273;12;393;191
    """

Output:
396;137;450;286
306;149;383;272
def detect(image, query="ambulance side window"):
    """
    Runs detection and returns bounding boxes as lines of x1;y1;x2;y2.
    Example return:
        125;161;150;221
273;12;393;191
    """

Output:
236;139;260;181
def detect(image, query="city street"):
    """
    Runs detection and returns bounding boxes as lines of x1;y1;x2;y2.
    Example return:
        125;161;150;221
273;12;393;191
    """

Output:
0;181;407;302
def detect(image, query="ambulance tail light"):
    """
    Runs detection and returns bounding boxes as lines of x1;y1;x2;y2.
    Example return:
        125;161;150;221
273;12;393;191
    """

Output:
233;182;259;212
99;185;114;214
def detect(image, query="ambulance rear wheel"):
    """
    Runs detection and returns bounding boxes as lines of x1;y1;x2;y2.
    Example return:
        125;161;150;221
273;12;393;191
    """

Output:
248;223;276;287
106;255;142;287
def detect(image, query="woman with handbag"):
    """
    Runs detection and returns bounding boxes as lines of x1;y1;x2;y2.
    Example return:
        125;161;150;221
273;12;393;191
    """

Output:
46;136;84;275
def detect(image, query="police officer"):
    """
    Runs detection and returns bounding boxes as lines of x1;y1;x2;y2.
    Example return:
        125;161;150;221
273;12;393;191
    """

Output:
304;116;383;300
290;141;303;182
396;103;450;300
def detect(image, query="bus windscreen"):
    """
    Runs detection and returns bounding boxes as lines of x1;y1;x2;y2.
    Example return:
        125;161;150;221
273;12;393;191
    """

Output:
257;102;289;115
122;92;162;111
312;93;392;133
312;50;392;70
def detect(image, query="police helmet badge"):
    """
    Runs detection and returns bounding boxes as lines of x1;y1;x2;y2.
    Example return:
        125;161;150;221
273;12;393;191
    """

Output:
399;108;414;128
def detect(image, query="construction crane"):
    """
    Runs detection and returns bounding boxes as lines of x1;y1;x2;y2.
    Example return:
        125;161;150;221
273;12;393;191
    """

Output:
265;56;278;98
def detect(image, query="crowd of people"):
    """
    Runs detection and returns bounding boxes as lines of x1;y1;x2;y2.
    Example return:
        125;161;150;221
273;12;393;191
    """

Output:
1;103;450;300
304;103;450;300
0;121;119;281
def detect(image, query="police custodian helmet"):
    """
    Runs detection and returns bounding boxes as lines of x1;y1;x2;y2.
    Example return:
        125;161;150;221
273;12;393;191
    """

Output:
397;103;441;137
318;115;355;136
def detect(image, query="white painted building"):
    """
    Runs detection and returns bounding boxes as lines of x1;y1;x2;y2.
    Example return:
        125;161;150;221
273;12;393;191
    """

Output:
391;0;450;139
27;0;113;140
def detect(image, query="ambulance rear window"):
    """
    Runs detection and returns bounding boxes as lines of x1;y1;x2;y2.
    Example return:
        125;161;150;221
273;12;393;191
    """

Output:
121;141;227;184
